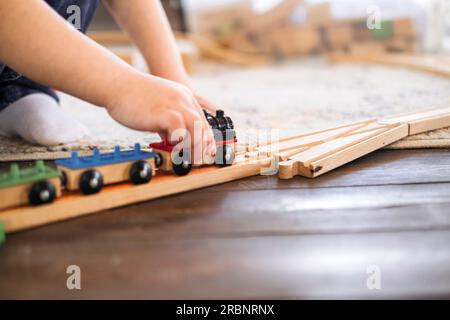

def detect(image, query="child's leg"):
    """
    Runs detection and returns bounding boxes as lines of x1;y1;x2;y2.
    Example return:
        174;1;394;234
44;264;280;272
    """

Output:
0;69;89;146
0;92;88;146
0;0;100;146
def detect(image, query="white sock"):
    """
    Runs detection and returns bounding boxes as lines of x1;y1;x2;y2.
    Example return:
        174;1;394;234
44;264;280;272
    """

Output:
0;93;89;146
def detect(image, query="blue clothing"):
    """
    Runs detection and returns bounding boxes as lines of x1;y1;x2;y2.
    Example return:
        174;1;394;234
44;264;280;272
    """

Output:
0;0;100;110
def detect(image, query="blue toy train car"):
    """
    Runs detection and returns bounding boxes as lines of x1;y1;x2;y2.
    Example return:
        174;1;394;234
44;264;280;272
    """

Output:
56;144;161;195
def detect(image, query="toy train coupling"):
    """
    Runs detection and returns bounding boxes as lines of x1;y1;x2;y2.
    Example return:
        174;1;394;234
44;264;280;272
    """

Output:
150;109;238;176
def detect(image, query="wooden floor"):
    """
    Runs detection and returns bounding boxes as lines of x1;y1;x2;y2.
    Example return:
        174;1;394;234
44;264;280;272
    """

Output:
0;149;450;299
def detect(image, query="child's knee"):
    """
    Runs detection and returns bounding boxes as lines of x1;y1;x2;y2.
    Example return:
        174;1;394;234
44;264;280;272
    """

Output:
0;76;59;112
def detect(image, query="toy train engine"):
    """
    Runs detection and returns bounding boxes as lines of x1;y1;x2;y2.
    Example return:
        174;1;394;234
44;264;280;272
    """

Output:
150;109;237;176
0;161;61;210
203;109;237;167
56;144;160;195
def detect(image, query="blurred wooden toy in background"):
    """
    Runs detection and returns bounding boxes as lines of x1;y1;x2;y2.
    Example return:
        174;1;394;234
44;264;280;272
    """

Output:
189;0;418;62
86;0;422;68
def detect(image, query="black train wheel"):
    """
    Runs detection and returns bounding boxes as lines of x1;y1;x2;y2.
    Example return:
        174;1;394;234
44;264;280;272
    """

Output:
60;171;68;188
28;181;57;206
172;150;192;176
129;161;152;185
154;153;163;168
79;170;104;195
216;144;235;167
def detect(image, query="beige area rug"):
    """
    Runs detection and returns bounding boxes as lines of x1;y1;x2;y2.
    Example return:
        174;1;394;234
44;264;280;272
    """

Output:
0;58;449;161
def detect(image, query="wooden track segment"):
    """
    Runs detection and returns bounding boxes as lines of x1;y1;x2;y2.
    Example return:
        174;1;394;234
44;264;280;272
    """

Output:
305;124;409;178
179;33;271;67
249;119;374;153
273;121;393;160
289;125;394;163
256;119;375;156
381;107;450;135
278;123;407;179
0;157;271;234
279;106;450;179
328;53;450;79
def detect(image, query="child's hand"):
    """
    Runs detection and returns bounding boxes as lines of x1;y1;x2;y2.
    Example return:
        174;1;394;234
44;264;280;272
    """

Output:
106;72;216;160
194;94;218;114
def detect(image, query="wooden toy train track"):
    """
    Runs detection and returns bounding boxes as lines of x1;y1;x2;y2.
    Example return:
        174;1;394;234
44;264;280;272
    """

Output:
0;107;450;235
328;53;450;80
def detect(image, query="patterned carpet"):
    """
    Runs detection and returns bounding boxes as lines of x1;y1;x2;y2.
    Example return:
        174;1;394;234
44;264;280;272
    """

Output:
0;58;449;161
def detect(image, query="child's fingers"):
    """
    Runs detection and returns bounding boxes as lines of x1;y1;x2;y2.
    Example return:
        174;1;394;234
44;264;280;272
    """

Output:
195;95;217;113
185;109;207;165
172;87;215;158
172;85;215;156
156;110;203;166
191;97;216;156
167;95;211;160
157;110;187;144
191;106;215;164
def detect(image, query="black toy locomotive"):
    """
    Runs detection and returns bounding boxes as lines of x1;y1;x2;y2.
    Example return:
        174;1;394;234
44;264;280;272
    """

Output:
150;109;237;176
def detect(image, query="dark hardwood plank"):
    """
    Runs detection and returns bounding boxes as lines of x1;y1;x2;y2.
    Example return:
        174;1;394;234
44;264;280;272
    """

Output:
209;149;450;192
1;230;449;299
4;182;450;243
1;149;450;299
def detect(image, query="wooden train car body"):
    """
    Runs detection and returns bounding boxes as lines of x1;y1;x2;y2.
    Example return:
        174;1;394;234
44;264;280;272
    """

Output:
56;144;159;195
148;141;193;176
150;109;238;176
0;161;61;210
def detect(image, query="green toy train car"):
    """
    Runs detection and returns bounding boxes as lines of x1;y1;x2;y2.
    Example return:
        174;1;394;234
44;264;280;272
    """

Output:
0;222;5;246
0;161;61;210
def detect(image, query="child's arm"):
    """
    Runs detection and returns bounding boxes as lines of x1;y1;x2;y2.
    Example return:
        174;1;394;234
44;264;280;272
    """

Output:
0;0;215;156
103;0;217;111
